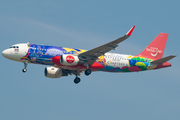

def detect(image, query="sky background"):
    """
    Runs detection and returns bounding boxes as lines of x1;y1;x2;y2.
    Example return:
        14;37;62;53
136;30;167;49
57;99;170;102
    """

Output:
0;0;180;120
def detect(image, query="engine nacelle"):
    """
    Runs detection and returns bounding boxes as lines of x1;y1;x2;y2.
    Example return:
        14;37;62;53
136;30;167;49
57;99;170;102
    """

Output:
60;54;79;66
44;67;63;78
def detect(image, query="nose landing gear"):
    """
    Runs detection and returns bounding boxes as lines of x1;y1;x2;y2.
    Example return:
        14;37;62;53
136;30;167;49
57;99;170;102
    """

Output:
22;62;28;73
22;68;27;73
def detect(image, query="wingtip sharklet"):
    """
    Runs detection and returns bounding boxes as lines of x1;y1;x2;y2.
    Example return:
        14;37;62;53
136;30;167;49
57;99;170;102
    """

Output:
126;26;135;36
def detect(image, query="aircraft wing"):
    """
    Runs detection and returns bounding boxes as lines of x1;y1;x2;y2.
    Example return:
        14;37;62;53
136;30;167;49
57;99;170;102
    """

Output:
78;26;135;65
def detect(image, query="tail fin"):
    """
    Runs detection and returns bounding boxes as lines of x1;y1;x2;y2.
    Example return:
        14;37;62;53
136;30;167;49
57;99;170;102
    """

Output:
137;33;168;60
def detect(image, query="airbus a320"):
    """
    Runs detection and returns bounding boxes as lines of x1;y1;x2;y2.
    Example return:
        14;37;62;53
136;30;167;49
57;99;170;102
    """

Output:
2;26;176;84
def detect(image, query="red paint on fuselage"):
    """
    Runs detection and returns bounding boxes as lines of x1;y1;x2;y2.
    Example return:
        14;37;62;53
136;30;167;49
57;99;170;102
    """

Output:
52;56;104;71
154;62;171;69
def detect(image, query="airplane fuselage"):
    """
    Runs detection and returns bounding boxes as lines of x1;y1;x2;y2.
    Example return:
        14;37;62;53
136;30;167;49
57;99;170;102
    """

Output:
2;43;171;73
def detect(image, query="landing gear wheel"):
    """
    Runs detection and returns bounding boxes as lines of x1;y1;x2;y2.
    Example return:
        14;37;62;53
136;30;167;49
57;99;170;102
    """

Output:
85;69;91;76
22;68;27;73
22;62;28;73
74;77;81;84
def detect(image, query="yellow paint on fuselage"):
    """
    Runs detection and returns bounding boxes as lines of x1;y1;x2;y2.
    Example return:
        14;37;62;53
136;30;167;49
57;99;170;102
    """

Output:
63;47;87;54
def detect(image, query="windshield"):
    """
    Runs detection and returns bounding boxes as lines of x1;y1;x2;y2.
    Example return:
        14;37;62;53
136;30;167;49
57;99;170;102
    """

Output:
9;46;19;48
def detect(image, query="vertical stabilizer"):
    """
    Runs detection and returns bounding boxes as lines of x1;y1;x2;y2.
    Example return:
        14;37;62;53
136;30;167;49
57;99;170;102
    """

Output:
137;33;168;60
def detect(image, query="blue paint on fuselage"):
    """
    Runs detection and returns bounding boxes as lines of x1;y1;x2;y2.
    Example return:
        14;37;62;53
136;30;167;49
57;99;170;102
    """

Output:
26;44;78;65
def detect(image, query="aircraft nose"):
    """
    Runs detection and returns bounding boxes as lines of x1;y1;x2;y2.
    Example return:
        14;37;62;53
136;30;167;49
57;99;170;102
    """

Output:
2;49;9;58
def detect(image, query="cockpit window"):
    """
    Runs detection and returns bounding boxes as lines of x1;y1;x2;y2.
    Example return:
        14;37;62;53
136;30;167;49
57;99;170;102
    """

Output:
9;46;19;48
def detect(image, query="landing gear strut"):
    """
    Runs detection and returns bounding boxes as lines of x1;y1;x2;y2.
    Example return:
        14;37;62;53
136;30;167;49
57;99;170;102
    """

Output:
22;62;28;73
84;61;92;76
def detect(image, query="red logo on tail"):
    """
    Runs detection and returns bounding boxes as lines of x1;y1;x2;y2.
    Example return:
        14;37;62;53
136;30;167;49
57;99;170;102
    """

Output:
146;47;162;57
66;55;75;64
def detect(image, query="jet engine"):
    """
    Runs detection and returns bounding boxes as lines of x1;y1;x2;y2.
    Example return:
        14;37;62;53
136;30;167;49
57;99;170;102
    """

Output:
60;54;79;66
44;67;67;78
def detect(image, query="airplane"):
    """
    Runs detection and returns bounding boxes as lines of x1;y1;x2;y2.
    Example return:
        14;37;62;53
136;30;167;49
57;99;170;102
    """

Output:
2;26;176;84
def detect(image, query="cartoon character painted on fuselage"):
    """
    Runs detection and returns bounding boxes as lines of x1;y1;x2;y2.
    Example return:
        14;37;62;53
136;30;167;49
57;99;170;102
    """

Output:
2;26;176;84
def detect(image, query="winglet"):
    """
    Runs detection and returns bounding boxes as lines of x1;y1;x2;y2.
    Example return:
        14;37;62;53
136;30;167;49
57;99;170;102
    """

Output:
126;26;135;36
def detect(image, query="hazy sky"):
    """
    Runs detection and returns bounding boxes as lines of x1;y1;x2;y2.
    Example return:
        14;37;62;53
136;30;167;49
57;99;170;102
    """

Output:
0;0;180;120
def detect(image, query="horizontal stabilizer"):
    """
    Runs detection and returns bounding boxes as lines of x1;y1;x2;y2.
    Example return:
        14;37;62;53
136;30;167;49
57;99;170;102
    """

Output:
150;55;176;65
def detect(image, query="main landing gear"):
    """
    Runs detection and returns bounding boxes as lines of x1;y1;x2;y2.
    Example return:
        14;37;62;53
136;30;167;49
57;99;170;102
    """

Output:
74;77;81;84
84;61;92;76
74;71;81;84
73;69;91;84
22;62;28;73
85;69;91;76
73;62;92;84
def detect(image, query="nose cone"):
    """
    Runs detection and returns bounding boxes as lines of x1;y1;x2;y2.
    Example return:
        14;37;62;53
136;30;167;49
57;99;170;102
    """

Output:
2;49;9;58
